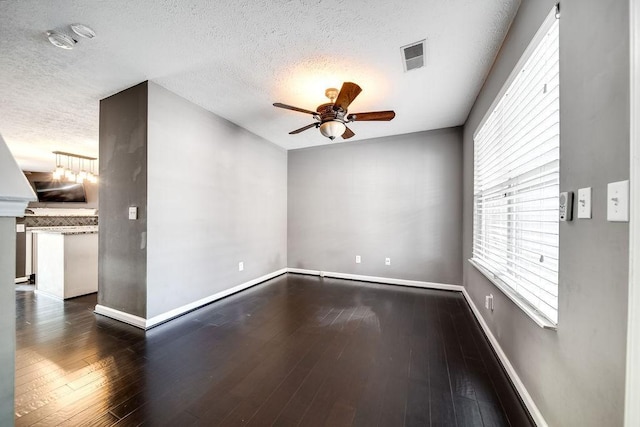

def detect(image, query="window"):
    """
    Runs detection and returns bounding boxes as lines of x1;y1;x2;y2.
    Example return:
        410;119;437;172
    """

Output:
471;11;559;325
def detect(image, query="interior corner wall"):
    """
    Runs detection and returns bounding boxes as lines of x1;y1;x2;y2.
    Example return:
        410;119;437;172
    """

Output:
288;128;463;285
145;82;287;318
462;1;630;426
0;218;16;426
98;81;148;318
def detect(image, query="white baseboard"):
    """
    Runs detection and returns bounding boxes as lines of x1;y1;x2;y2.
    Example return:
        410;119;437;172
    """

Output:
286;268;464;292
144;268;288;329
34;289;63;300
94;268;288;330
287;267;321;276
461;288;548;427
94;304;147;329
15;277;28;284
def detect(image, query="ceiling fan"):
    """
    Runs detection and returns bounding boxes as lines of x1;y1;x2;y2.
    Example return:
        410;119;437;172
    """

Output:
273;82;395;141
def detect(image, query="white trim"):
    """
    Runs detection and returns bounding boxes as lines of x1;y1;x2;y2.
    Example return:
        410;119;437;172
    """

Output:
461;287;548;427
468;259;557;330
0;199;31;217
626;0;640;424
0;133;37;218
94;304;147;329
34;289;63;301
94;268;288;330
14;277;28;284
286;268;464;292
145;268;288;328
287;267;321;276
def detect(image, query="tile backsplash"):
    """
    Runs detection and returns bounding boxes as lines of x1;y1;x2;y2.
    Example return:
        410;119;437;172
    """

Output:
24;216;98;228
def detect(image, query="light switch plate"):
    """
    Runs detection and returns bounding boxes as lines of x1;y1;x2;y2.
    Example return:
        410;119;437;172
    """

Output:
577;187;592;219
607;180;629;222
128;206;138;220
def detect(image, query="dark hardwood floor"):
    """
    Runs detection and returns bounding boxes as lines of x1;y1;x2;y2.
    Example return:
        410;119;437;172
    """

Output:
14;274;534;426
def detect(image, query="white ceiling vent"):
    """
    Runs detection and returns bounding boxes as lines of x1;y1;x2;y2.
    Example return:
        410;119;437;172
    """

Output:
401;40;426;72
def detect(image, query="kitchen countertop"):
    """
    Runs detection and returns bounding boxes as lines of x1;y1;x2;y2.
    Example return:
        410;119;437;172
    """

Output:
29;226;98;235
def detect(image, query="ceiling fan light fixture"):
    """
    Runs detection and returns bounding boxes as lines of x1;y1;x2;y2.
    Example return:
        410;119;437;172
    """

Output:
273;82;395;141
70;24;96;39
319;120;346;140
46;31;76;49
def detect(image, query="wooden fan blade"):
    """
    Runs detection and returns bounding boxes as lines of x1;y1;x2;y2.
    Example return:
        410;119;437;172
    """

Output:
347;111;396;121
273;103;318;116
341;126;355;139
333;82;362;111
289;123;318;134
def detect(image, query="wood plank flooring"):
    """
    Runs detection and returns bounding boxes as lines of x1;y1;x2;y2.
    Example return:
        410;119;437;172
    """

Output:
15;274;534;426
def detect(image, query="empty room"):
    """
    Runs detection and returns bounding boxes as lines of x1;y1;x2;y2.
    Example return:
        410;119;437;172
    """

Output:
1;0;639;426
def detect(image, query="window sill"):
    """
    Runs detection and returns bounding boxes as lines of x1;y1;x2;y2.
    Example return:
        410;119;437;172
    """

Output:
468;258;557;331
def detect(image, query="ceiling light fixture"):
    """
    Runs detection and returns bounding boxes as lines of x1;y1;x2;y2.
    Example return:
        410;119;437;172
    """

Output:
70;24;96;39
273;82;396;142
319;120;346;140
46;31;76;49
52;151;98;184
46;24;95;49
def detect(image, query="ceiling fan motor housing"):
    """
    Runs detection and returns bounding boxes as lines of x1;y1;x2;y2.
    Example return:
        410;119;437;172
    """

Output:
316;103;346;124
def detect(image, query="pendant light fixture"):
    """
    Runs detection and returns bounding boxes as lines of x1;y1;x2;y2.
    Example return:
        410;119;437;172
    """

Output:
52;151;98;183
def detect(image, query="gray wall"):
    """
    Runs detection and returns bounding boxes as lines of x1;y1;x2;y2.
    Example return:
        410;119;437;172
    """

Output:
0;218;15;426
462;1;629;425
288;128;462;285
98;82;148;318
145;83;288;317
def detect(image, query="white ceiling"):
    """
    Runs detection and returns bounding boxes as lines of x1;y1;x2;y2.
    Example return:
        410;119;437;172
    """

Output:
0;0;519;172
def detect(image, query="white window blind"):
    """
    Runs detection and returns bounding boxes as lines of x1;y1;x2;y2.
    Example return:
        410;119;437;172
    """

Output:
472;15;559;324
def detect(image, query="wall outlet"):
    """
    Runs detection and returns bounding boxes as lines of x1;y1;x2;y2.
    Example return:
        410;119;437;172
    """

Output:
385;257;391;266
485;294;494;311
238;261;244;271
355;255;361;264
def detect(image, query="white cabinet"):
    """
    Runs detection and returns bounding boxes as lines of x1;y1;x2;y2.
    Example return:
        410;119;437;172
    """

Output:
35;230;98;299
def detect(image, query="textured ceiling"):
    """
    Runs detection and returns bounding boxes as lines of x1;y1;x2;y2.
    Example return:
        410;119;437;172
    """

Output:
0;0;519;172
